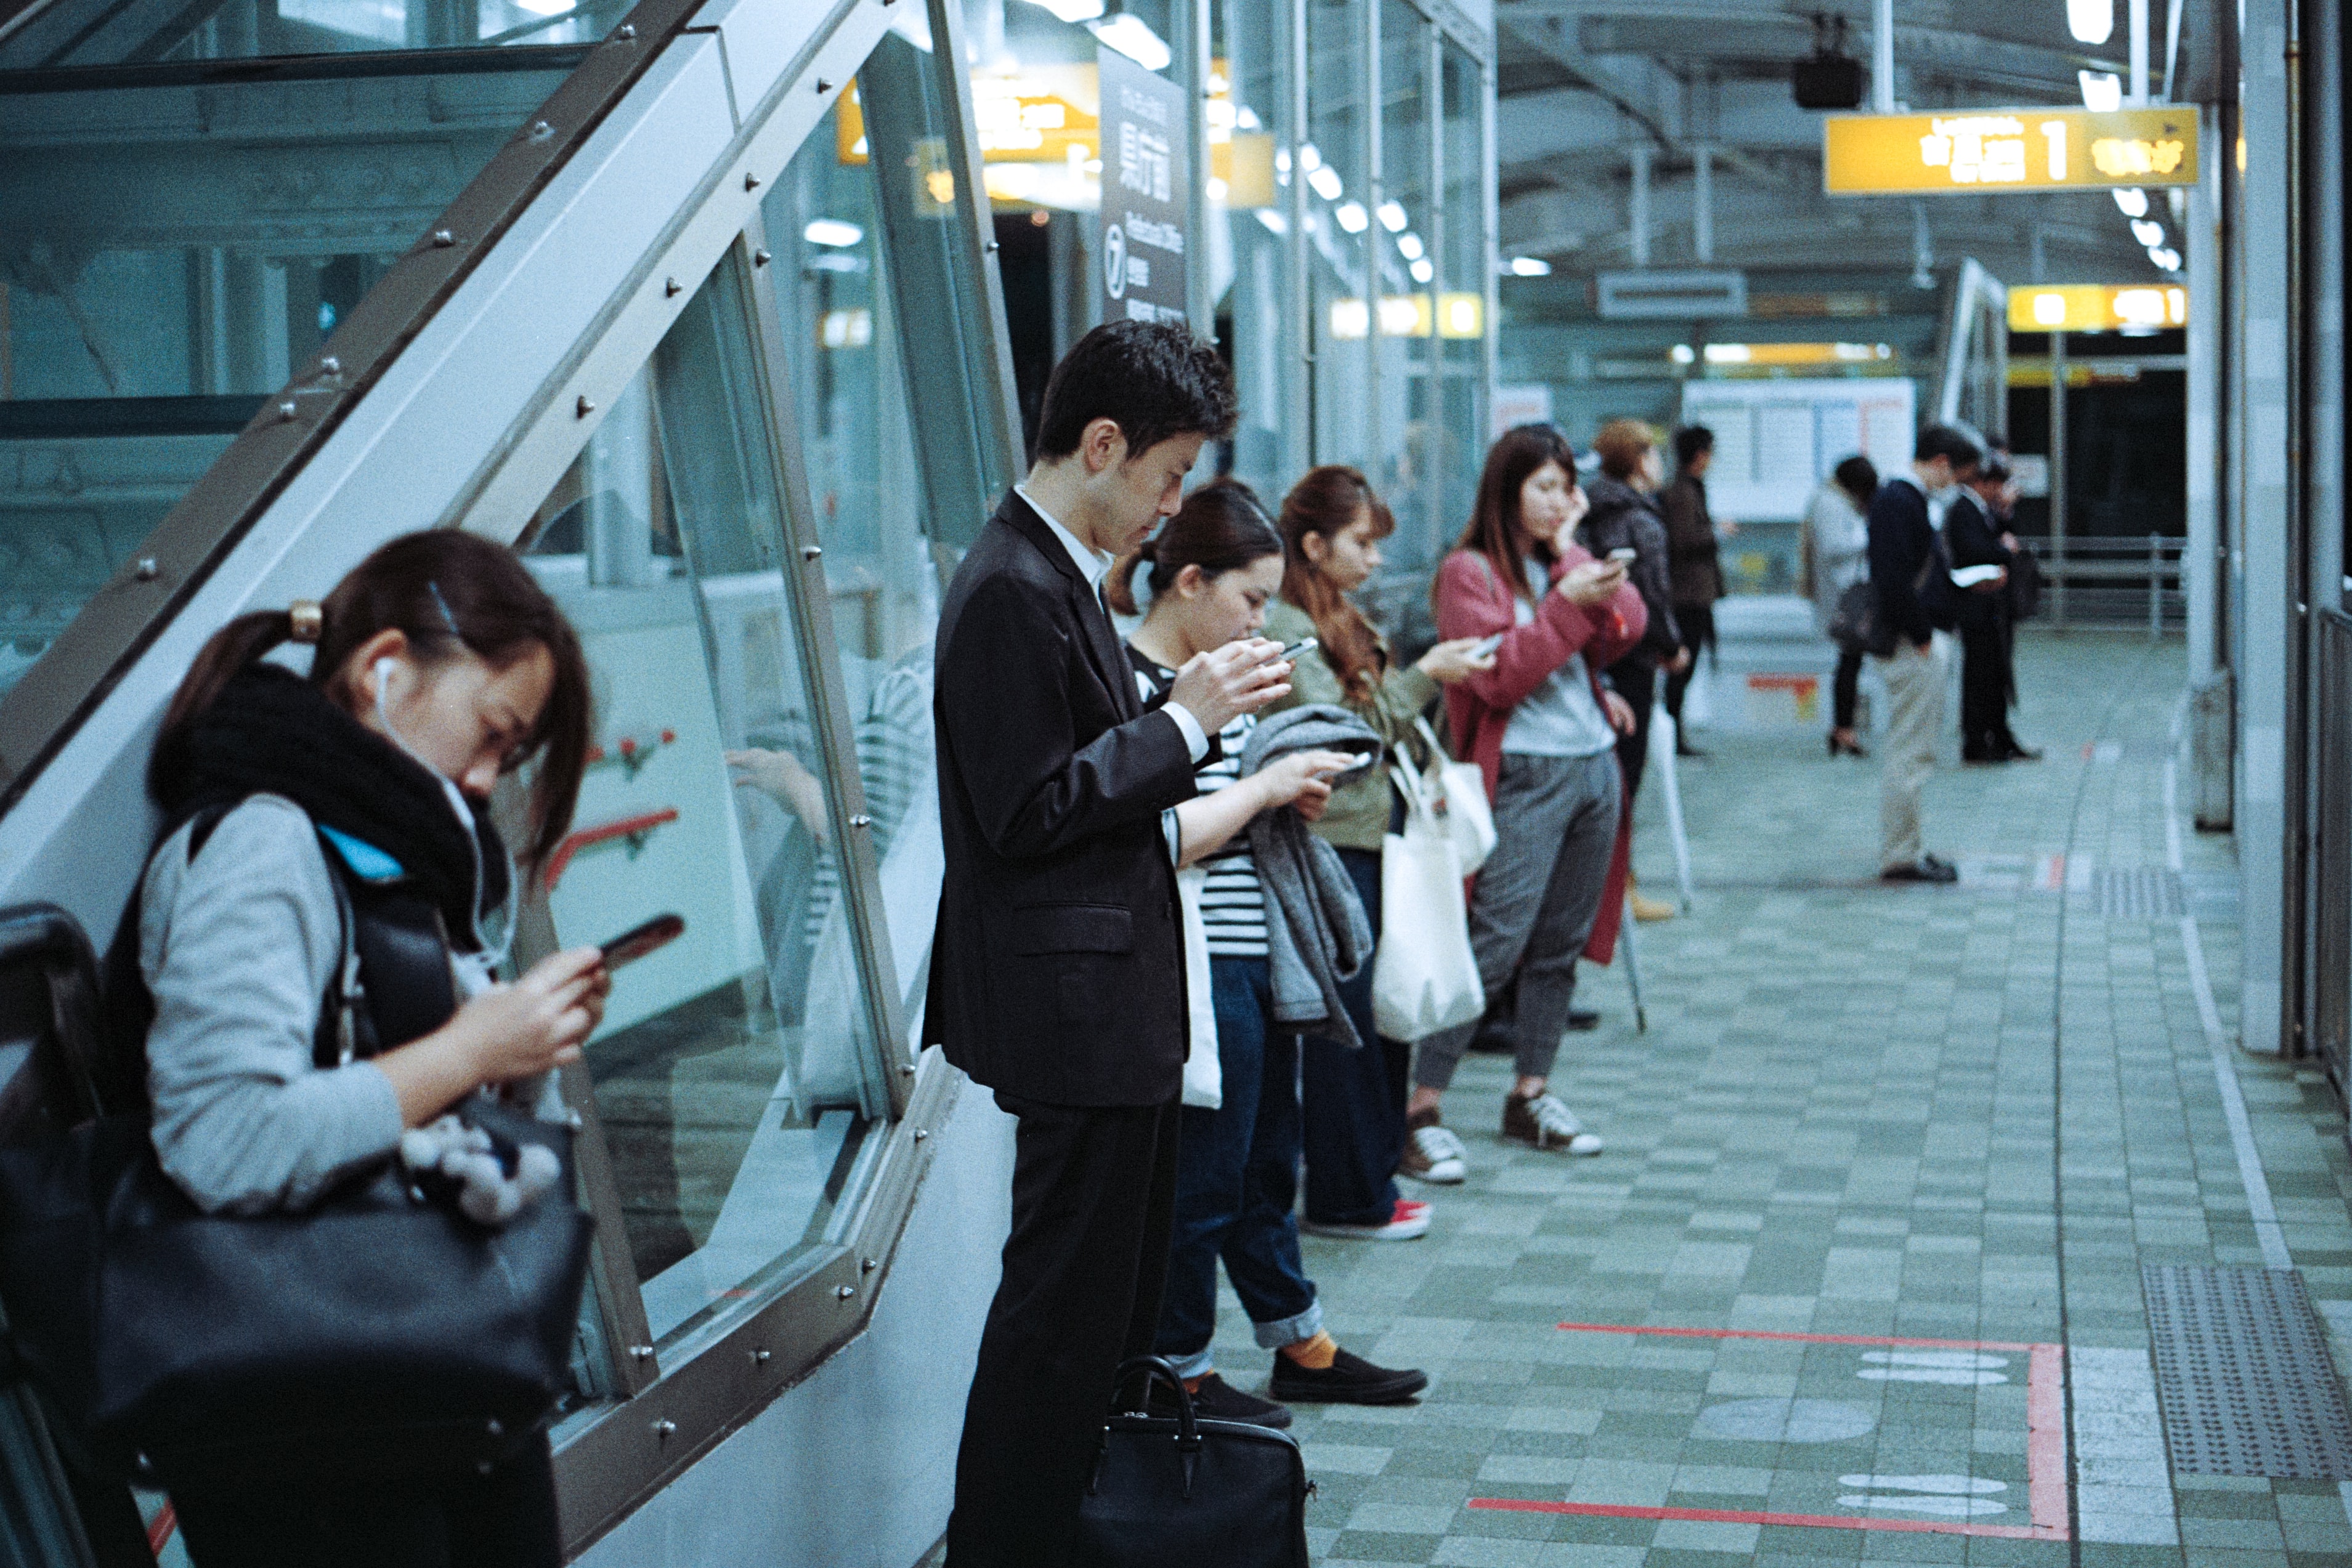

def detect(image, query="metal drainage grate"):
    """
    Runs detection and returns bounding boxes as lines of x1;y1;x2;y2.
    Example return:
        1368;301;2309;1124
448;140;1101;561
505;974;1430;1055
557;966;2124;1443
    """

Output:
2096;866;2188;920
2143;1266;2352;1477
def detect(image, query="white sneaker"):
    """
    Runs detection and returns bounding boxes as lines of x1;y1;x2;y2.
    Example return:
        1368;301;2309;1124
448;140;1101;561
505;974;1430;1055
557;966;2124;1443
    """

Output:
1504;1092;1604;1155
1301;1198;1433;1240
1400;1121;1468;1184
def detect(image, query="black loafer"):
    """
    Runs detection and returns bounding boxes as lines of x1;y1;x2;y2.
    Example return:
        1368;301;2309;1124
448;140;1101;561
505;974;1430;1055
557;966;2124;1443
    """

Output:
1267;1347;1428;1406
1566;1008;1601;1032
1146;1372;1292;1429
1881;858;1958;884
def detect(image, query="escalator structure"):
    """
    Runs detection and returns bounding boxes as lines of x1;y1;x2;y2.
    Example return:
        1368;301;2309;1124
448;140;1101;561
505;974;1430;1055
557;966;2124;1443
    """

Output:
0;0;1023;1558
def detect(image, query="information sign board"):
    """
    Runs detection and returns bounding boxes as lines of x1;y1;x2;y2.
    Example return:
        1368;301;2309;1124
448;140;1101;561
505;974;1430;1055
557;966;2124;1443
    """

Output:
2007;283;2188;332
1097;46;1188;325
1823;107;2197;195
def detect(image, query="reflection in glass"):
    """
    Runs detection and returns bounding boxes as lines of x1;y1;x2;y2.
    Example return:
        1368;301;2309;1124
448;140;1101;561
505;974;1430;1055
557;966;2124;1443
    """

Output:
0;52;574;697
519;251;883;1344
1214;0;1292;494
1439;35;1484;540
1307;0;1369;471
0;0;622;67
1377;0;1437;567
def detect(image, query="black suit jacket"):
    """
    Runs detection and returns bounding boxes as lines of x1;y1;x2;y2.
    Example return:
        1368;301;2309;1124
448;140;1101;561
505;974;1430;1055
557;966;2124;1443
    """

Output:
1940;490;2013;634
1865;477;1956;647
923;490;1199;1107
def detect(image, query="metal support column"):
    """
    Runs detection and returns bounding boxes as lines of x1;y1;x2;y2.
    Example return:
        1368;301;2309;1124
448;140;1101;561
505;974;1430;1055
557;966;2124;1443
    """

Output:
1286;0;1312;473
1363;0;1383;480
1693;145;1714;264
1628;145;1651;267
2050;331;2069;629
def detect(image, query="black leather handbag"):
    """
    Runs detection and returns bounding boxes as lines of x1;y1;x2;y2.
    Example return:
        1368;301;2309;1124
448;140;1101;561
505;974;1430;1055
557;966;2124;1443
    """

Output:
0;864;593;1490
1071;1357;1313;1568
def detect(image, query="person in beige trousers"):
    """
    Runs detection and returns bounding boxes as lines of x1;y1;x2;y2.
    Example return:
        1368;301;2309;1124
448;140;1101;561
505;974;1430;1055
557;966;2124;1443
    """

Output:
1863;425;1984;884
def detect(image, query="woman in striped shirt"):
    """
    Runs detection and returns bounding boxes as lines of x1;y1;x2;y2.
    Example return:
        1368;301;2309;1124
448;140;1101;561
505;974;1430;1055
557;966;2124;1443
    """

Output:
1112;480;1430;1428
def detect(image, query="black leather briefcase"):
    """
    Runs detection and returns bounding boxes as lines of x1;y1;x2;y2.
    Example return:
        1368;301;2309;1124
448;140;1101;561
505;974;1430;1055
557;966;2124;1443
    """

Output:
1071;1357;1312;1568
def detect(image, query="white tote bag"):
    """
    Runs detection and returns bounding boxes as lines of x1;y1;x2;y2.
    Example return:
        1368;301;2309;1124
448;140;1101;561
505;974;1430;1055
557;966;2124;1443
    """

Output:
1409;717;1495;876
1175;863;1222;1109
1372;764;1487;1041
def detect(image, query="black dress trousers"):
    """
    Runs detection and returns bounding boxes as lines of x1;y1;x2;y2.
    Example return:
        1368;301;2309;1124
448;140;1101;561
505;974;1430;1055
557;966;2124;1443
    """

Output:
946;1092;1183;1568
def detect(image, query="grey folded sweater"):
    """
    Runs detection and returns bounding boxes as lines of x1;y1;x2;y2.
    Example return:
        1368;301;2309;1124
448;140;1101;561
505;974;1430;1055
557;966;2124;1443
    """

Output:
1239;705;1381;1048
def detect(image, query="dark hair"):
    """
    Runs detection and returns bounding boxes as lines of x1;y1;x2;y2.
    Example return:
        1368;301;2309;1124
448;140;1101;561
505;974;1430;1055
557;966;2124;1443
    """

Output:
1915;422;1984;469
1279;466;1392;703
1831;455;1880;506
1448;422;1580;605
1106;478;1283;616
1592;419;1655;481
153;530;592;871
1032;319;1240;465
1673;424;1715;468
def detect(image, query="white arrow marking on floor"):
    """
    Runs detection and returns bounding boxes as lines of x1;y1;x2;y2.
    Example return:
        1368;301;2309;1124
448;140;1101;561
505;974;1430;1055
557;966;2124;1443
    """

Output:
1855;1349;2009;1385
1835;1475;2008;1517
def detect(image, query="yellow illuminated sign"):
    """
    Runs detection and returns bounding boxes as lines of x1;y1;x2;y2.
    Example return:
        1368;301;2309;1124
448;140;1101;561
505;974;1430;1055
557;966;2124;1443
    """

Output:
1329;293;1483;340
2007;283;2188;332
1823;107;2197;195
838;70;1100;167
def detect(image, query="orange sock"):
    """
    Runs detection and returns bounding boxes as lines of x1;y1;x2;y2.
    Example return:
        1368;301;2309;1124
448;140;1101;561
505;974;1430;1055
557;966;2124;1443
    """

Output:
1182;1374;1209;1393
1280;1332;1337;1370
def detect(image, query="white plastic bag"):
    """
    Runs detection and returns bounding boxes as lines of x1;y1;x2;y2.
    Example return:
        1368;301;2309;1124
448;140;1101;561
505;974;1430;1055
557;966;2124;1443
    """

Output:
1372;764;1486;1041
1175;864;1222;1108
1410;717;1495;876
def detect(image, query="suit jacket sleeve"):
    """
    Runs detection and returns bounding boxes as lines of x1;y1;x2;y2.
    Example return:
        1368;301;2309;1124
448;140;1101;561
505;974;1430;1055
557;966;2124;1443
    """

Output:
935;575;1194;860
1867;491;1934;646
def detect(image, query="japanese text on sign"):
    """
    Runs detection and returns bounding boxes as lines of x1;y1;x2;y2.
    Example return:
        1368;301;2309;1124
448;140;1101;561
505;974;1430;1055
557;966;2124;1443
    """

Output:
1823;107;2198;195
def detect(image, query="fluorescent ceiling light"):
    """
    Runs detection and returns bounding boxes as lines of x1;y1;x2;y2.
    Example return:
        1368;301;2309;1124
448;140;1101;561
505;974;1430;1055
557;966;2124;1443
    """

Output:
2078;70;2122;111
1024;0;1104;20
1669;344;1695;365
1088;13;1170;71
1235;107;1261;131
1396;233;1424;261
1296;143;1322;172
1409;257;1434;284
803;218;864;248
1334;200;1369;233
1376;200;1408;232
1507;256;1551;277
1256;209;1289;235
1307;165;1343;200
2130;218;2165;246
1206;176;1229;202
2066;0;2114;44
2112;187;2149;217
2150;246;2181;271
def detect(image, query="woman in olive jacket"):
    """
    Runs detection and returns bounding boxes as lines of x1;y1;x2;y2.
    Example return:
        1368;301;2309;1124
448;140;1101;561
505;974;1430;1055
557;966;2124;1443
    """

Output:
1267;466;1492;1229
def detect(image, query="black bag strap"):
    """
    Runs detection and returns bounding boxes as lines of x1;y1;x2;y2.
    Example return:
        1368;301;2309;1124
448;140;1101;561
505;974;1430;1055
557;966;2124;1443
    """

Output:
1111;1356;1198;1443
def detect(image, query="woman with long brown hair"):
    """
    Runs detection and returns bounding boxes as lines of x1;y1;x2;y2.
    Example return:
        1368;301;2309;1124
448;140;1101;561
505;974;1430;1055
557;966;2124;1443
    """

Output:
1265;466;1493;1214
1417;424;1646;1162
134;530;602;1565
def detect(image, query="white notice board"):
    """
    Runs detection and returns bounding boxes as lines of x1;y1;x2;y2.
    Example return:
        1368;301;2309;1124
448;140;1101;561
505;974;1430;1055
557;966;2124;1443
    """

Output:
1677;378;1916;522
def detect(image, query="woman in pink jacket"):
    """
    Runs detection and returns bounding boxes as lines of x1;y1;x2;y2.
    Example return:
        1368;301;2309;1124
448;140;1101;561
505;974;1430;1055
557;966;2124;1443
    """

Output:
1406;424;1647;1166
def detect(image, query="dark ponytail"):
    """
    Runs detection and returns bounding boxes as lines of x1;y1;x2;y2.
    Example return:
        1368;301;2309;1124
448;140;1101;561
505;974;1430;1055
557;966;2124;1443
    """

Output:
152;530;593;873
1106;479;1283;616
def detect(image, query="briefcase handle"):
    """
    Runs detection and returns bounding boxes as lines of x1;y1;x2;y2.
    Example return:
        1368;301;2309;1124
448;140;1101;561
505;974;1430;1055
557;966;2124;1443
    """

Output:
1111;1356;1200;1448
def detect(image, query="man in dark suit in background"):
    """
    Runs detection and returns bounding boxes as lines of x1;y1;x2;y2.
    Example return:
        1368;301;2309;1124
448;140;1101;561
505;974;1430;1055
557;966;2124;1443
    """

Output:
1868;422;1979;884
1944;455;2037;762
930;320;1294;1567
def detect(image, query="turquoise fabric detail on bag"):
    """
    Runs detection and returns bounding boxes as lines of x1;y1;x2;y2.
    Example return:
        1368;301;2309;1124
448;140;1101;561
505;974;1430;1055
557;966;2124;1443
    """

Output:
317;825;405;883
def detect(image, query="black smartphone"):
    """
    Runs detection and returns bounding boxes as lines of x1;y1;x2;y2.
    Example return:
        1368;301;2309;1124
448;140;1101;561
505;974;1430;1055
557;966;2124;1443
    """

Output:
598;913;685;971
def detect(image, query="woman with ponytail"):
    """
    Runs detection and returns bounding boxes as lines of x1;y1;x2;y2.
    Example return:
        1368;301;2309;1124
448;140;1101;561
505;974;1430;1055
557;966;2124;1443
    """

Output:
1116;480;1429;1428
136;529;599;1566
1265;466;1493;1218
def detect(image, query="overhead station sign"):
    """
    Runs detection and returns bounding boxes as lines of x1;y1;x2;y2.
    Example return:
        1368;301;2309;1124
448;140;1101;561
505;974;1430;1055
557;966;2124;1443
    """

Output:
1823;107;2198;195
2008;283;2188;332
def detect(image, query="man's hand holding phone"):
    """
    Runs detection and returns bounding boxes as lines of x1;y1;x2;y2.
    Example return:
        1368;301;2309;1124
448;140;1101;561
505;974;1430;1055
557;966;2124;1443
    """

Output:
1169;637;1290;732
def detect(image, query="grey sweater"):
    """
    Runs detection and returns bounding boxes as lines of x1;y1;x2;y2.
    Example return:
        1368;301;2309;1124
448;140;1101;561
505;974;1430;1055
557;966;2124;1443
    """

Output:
139;794;405;1214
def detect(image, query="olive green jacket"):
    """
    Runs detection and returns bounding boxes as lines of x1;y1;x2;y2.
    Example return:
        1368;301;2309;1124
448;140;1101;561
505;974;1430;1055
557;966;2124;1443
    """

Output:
1264;599;1441;853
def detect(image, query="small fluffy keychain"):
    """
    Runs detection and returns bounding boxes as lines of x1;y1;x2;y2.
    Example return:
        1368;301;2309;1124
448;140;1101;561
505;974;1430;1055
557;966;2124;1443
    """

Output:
399;1116;562;1226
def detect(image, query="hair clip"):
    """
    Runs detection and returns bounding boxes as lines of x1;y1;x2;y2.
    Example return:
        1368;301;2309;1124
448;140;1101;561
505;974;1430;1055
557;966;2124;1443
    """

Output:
287;600;325;644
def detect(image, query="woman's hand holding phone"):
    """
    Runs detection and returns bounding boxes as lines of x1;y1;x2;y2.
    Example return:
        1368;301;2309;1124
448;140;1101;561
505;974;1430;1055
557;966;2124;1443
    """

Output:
1252;749;1356;823
1555;557;1627;607
1417;636;1498;683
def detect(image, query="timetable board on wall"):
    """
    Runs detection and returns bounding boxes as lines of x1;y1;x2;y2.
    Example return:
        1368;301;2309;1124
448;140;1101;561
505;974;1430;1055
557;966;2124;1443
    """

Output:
1677;378;1916;522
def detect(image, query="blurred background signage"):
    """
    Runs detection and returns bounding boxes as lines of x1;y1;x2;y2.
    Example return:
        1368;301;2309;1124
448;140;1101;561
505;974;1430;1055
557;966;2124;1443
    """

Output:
1823;107;2199;195
2008;283;2189;332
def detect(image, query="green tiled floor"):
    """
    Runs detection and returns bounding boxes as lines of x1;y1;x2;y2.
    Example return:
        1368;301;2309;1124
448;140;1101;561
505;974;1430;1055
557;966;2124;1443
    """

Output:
1189;632;2352;1568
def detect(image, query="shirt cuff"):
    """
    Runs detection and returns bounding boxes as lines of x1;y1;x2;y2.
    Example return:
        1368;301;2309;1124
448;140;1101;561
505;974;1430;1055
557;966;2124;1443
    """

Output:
1163;702;1210;762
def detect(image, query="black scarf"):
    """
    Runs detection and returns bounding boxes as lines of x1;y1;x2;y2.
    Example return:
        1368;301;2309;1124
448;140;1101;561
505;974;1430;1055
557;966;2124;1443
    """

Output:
160;665;510;950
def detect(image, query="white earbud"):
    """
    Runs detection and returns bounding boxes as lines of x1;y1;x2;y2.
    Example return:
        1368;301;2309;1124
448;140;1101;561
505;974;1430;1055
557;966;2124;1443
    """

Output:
372;655;396;702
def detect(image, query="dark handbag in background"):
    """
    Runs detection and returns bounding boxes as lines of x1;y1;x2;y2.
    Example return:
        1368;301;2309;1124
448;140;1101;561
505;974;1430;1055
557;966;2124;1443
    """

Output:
1071;1357;1313;1568
2008;542;2045;620
1825;581;1877;654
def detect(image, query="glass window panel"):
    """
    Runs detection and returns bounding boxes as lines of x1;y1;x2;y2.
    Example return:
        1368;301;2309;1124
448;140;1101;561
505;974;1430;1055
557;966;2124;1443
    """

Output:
1438;34;1484;538
753;26;1009;1045
0;0;624;67
0;52;574;697
1306;0;1368;471
1376;0;1436;570
519;246;886;1346
1213;0;1293;494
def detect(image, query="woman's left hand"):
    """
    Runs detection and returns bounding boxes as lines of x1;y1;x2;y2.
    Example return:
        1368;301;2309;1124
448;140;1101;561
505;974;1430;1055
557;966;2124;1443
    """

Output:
1602;690;1638;735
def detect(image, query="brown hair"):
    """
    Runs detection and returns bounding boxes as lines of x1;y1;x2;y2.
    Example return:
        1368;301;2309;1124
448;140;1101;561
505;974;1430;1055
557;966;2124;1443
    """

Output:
1445;422;1580;606
1106;478;1283;616
1591;419;1656;482
153;530;592;872
1278;466;1392;703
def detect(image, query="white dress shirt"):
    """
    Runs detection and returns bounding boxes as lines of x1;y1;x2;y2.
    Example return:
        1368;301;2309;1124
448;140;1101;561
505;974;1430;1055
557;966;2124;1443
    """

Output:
1015;484;1209;762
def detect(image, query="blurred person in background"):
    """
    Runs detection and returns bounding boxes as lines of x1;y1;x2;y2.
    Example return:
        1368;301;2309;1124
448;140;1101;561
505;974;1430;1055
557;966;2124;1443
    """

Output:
1267;466;1494;1202
1658;424;1730;758
1869;423;1978;884
1801;455;1879;758
1944;455;2039;762
1577;419;1682;923
1414;424;1645;1158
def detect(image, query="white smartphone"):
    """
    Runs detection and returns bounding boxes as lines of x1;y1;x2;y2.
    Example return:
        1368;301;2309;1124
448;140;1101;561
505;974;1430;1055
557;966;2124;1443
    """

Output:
1469;632;1504;658
1268;636;1318;664
1607;546;1639;564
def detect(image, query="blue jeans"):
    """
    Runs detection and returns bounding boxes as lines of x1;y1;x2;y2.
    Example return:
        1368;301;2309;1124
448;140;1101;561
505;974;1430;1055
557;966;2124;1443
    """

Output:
1302;846;1408;1227
1153;956;1321;1378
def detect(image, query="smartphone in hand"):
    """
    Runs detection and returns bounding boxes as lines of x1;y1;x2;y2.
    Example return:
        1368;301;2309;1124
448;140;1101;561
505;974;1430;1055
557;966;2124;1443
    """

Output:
1607;547;1638;564
1469;632;1504;658
1267;636;1318;665
598;913;685;971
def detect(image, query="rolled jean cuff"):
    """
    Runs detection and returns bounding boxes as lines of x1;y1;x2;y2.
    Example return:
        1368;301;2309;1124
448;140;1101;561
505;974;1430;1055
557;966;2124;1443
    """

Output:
1163;1344;1217;1381
1251;1296;1324;1351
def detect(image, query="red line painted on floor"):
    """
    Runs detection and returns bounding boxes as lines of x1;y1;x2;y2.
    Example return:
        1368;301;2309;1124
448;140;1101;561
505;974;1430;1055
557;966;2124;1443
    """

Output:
1467;1497;2064;1540
1535;1322;2072;1542
1554;1322;2038;1352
